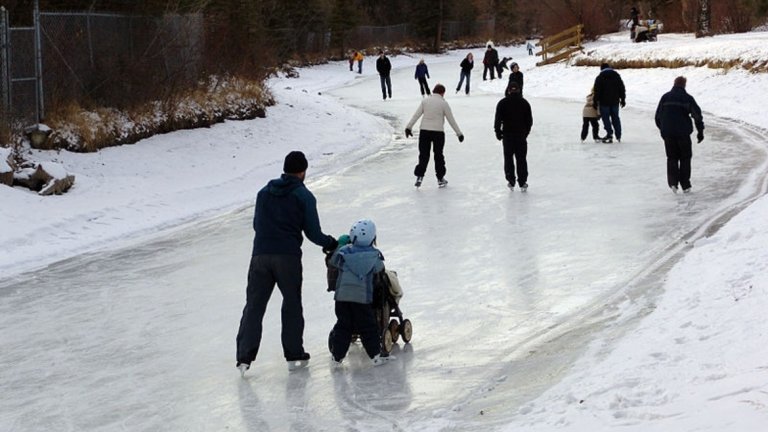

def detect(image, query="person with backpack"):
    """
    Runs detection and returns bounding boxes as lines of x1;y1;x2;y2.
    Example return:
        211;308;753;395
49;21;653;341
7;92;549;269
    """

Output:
376;51;393;100
414;59;431;96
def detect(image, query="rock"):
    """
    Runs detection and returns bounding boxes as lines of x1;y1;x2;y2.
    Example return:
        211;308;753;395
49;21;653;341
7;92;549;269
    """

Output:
12;162;75;195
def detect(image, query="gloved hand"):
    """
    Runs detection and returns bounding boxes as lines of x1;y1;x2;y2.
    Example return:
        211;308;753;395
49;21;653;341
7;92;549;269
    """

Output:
620;99;626;108
495;132;503;141
458;134;465;143
322;237;338;254
697;131;704;143
405;128;413;138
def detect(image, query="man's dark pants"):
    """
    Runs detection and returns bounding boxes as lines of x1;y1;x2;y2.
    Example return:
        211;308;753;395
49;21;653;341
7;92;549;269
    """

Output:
330;301;380;361
236;254;304;364
380;75;392;98
503;133;528;186
664;135;693;189
599;104;622;140
414;130;446;180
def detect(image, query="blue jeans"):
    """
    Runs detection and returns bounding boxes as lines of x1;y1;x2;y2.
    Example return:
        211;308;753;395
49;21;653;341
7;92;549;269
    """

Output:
456;70;471;94
380;75;391;98
599;105;622;139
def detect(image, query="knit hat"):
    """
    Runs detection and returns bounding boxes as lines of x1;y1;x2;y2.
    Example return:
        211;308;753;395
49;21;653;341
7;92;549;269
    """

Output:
283;151;308;174
507;81;520;93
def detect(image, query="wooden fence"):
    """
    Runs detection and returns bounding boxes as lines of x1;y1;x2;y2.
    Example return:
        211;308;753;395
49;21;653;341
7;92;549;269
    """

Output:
535;24;583;66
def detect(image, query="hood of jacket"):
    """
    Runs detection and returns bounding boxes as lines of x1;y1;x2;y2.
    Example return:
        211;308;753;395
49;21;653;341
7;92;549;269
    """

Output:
266;174;303;197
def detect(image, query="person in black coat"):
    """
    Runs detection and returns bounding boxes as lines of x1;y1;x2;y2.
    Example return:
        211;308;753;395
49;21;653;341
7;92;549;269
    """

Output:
494;81;533;190
483;44;499;80
456;53;474;95
376;51;393;100
507;62;524;95
655;76;705;193
593;63;626;143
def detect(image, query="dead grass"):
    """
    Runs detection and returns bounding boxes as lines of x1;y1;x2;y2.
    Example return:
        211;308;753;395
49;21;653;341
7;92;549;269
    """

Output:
44;76;274;152
572;56;768;73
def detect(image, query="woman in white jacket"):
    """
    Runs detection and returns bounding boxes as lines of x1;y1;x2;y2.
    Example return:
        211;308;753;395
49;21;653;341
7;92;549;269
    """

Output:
404;84;465;188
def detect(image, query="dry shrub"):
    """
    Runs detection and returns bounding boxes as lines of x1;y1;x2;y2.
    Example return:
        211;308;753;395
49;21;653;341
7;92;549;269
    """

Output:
573;56;767;72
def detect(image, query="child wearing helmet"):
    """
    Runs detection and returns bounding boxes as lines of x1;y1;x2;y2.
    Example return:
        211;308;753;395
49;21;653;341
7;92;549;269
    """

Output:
327;219;392;366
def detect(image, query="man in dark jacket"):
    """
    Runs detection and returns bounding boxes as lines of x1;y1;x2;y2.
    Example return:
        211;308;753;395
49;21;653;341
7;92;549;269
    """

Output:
483;44;499;81
655;76;705;193
236;151;337;375
593;63;626;143
376;51;392;100
494;81;533;190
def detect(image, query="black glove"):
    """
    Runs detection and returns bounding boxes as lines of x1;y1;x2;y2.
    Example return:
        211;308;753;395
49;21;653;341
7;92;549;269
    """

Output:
697;131;704;143
458;134;465;143
620;99;626;108
495;132;503;141
405;128;413;138
322;237;338;254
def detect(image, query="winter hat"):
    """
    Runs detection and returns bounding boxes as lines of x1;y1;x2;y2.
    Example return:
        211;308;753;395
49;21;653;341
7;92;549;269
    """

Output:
600;63;610;70
283;151;308;174
507;81;520;93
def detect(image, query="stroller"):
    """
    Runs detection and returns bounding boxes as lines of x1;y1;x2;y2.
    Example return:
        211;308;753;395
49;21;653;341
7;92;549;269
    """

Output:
326;255;413;355
634;19;660;42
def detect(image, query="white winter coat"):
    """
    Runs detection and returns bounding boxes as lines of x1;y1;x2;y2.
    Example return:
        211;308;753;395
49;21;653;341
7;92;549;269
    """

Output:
405;94;463;136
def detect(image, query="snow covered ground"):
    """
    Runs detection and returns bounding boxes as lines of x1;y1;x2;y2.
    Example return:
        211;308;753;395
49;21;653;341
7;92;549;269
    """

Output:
1;31;768;431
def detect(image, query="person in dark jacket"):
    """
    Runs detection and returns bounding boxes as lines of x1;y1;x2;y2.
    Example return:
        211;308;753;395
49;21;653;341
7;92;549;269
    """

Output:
593;63;626;143
507;62;524;95
654;76;705;193
415;59;431;96
376;51;393;100
235;151;338;376
482;44;499;80
456;53;474;95
494;81;533;190
497;57;512;79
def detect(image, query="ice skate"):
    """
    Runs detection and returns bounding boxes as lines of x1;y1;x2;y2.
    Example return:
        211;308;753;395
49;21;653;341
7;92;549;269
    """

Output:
602;136;613;143
236;362;250;378
372;353;396;366
520;183;528;192
683;187;692;194
414;176;423;187
287;353;310;371
437;178;448;188
330;357;344;370
507;182;514;190
670;186;679;194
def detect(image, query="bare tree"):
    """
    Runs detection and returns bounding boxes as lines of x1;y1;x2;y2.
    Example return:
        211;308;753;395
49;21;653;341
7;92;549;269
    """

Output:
696;0;711;37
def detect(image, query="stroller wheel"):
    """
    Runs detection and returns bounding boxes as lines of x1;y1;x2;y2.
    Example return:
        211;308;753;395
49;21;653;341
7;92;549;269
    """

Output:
381;327;394;354
400;319;413;343
388;319;400;343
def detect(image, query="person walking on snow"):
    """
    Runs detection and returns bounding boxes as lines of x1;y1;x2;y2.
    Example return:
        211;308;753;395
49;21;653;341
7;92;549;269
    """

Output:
494;81;533;191
377;51;392;100
353;51;364;74
655;76;705;194
235;151;338;376
527;41;535;55
328;219;393;367
482;44;499;80
415;59;431;96
456;53;474;95
581;88;601;142
405;84;465;188
593;63;626;143
507;62;524;95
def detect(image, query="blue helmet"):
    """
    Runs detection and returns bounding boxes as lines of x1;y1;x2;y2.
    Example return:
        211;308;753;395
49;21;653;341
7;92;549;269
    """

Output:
349;219;376;246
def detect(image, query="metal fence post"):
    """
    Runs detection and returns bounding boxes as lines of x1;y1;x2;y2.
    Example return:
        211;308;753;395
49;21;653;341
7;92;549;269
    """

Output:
33;0;44;123
1;6;10;116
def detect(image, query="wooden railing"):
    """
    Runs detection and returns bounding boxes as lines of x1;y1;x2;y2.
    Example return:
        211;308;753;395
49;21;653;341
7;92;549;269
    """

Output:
535;24;583;66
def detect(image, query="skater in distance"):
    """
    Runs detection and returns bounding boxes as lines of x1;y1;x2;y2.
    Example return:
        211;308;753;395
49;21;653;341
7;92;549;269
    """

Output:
494;81;533;191
404;84;465;188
